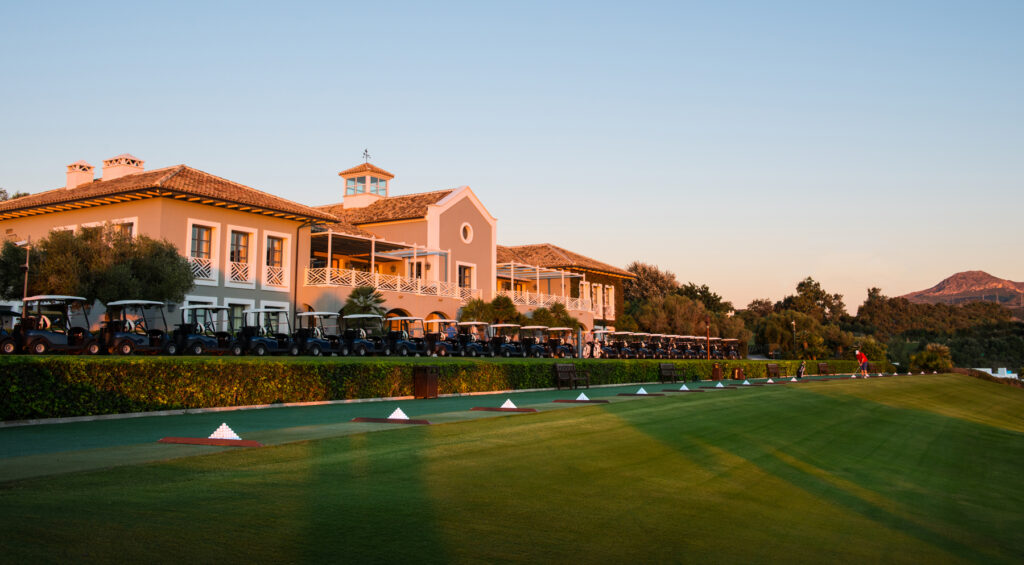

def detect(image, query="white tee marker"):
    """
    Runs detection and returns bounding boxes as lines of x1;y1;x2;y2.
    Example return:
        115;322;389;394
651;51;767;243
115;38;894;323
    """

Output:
209;423;241;441
388;407;410;420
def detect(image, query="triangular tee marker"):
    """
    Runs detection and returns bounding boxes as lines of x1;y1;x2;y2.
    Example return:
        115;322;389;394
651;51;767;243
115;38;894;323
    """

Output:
715;382;724;388
679;384;689;391
767;378;774;384
636;387;648;395
790;377;798;382
209;423;241;441
742;379;751;385
576;392;590;401
388;407;410;420
500;399;517;409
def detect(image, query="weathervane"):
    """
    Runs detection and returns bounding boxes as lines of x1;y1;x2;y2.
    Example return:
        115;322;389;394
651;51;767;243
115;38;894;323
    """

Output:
363;149;371;163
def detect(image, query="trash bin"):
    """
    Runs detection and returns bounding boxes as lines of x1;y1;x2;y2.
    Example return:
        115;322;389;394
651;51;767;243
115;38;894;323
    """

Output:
712;363;722;381
731;367;744;380
413;365;439;399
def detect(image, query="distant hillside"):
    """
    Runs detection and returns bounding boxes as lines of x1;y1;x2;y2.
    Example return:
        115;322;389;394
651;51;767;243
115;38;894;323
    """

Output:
902;271;1024;313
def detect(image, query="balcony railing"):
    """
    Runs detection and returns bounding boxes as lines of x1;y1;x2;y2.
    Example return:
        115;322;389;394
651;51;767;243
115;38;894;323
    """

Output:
498;289;593;313
304;267;481;302
229;261;252;283
265;265;286;287
189;256;213;280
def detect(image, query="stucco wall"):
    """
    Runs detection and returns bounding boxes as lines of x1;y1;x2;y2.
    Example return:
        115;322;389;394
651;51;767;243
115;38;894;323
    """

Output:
438;195;495;300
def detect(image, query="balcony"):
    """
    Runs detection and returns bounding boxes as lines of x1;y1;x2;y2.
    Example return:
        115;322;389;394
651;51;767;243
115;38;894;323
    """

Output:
189;256;213;280
265;265;286;287
304;267;481;302
228;261;252;284
497;289;593;312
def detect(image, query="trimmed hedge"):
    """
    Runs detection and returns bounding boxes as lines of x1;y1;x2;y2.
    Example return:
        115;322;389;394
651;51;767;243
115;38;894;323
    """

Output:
0;357;875;421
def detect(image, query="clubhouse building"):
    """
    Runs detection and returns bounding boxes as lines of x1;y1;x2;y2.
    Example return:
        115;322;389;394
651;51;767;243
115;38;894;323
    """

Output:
0;155;632;329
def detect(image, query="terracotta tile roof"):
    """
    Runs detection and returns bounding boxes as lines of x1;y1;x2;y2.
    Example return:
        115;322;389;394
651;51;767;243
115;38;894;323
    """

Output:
0;165;338;222
316;189;454;225
315;220;379;239
497;243;634;279
338;162;395;179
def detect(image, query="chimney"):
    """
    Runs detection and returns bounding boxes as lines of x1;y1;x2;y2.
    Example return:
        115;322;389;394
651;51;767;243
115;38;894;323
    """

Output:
65;160;95;189
101;154;144;181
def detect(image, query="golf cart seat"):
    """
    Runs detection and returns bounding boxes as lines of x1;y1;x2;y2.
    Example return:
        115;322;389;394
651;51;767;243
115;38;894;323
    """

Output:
148;329;165;339
273;333;289;342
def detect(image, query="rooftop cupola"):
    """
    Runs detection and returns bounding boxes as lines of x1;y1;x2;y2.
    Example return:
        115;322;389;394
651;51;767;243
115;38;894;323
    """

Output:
338;159;394;209
65;160;95;189
101;153;144;181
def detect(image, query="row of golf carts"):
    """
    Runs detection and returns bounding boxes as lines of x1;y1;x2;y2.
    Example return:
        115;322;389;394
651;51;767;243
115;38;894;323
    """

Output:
587;331;740;360
0;296;580;358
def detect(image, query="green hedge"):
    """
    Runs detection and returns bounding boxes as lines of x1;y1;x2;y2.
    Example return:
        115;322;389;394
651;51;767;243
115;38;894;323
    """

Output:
0;357;875;421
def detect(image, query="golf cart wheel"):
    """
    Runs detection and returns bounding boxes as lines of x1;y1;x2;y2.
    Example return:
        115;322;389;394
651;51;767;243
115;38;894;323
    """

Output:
84;341;101;355
230;343;244;356
340;346;350;357
253;344;267;357
467;348;477;358
117;341;134;356
0;340;16;355
489;349;496;358
164;342;179;356
503;349;511;358
289;344;301;356
308;345;321;357
31;340;48;355
355;344;368;356
437;347;447;357
383;348;391;356
398;345;410;357
189;342;204;356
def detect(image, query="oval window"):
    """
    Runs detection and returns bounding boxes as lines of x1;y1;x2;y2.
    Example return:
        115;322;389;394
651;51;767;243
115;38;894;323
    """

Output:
460;223;473;243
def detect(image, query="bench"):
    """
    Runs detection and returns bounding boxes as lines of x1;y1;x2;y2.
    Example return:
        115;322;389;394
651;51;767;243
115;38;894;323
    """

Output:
817;362;831;376
659;363;682;383
554;363;590;390
766;363;781;380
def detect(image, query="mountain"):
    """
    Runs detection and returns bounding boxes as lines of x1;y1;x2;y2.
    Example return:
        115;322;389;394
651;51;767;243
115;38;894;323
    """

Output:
902;271;1024;308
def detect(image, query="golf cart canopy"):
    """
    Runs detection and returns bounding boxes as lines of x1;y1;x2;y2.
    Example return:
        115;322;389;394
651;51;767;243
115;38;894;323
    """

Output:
520;325;548;330
547;327;573;332
296;312;340;318
243;308;289;314
457;321;488;326
387;316;424;321
343;314;383;319
180;305;228;311
490;323;520;328
24;295;87;303
106;300;165;307
425;319;458;324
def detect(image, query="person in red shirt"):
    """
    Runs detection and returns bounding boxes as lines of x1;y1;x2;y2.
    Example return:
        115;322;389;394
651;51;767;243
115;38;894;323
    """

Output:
855;349;869;377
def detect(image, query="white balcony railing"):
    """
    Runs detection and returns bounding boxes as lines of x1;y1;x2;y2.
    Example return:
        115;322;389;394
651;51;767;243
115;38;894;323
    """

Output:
229;261;251;283
498;289;594;313
265;265;286;287
189;256;213;280
304;267;481;303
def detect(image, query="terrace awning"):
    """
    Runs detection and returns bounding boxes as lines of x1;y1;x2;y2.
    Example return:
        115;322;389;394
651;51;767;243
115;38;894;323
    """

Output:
496;262;584;281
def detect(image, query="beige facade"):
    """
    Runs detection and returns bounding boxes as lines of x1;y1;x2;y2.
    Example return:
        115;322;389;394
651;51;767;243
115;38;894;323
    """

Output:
0;156;631;330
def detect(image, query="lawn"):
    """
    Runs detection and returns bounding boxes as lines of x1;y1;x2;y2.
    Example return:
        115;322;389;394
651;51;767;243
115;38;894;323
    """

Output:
0;375;1021;564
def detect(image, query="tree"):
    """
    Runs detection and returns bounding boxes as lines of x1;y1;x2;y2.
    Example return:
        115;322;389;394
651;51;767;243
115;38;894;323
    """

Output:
0;226;193;304
489;295;521;324
777;277;846;324
745;298;775;317
0;188;29;201
623;261;678;307
341;286;386;316
909;343;953;372
678;282;733;314
459;298;492;322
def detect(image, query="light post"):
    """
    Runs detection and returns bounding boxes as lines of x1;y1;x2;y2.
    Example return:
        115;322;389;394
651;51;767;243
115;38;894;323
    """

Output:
790;320;797;358
705;314;711;361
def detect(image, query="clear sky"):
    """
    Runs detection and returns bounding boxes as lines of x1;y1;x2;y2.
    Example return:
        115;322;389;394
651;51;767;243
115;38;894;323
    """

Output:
2;1;1022;311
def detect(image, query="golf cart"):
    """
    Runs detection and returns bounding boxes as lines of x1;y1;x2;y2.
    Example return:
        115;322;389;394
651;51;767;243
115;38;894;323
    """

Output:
723;338;741;359
455;321;491;357
630;333;653;359
385;317;431;357
103;300;170;355
424;319;459;356
341;314;390;356
545;327;577;358
168;305;242;356
586;329;615;359
293;312;340;356
489;323;524;357
238;308;297;356
609;331;635;359
519;325;550;358
648;334;669;359
21;295;101;355
0;308;22;354
709;337;724;359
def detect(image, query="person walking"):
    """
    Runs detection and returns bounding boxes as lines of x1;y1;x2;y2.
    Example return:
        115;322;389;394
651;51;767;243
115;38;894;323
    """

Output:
796;360;806;380
856;349;869;378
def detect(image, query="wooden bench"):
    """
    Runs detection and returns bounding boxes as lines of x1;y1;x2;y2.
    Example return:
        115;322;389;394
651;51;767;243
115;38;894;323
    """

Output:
817;362;831;376
659;363;682;383
554;363;590;390
766;363;781;380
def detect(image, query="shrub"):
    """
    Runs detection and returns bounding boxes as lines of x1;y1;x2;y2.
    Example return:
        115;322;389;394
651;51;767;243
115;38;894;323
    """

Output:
909;343;954;372
0;357;880;421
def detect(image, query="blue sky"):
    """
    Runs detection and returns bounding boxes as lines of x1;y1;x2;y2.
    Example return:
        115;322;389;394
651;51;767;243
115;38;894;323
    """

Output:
2;1;1022;310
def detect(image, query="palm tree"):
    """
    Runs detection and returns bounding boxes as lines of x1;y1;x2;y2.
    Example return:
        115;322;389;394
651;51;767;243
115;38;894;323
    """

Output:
459;298;492;322
341;286;386;316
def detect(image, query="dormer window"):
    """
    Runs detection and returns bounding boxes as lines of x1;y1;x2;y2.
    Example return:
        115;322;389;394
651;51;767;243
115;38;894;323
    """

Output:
369;177;387;195
344;176;388;196
345;176;366;195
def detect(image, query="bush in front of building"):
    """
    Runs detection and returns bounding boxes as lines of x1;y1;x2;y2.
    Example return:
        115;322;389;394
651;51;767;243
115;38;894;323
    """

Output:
0;357;873;421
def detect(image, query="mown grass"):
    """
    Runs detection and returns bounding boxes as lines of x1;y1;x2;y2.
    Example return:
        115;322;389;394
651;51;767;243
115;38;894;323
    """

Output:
1;375;1021;564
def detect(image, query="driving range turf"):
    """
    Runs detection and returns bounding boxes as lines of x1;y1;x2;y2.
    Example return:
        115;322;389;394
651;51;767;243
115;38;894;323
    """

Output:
1;374;1022;564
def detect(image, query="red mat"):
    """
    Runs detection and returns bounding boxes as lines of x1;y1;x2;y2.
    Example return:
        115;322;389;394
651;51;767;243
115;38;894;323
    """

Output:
470;407;538;413
617;393;666;397
351;417;431;425
158;437;263;448
553;399;609;404
662;389;705;393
